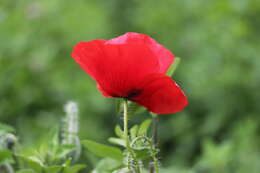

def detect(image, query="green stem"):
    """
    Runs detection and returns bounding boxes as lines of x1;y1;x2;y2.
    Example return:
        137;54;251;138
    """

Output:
150;113;159;173
153;157;159;173
152;114;159;147
123;99;141;173
123;99;131;171
123;99;130;149
131;136;159;173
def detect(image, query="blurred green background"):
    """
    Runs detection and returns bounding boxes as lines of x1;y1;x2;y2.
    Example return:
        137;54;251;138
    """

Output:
0;0;260;172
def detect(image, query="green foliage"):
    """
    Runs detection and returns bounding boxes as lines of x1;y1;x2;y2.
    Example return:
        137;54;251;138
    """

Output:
0;123;15;135
108;137;125;147
16;142;85;172
130;125;139;140
0;111;86;172
63;164;86;173
133;148;151;160
94;158;122;173
17;155;86;173
82;140;123;161
17;155;43;172
1;0;260;172
114;125;124;138
138;119;152;136
0;149;13;164
16;170;35;173
82;118;156;172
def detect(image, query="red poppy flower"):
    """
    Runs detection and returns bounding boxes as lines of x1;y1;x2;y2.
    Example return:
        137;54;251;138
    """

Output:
72;32;188;114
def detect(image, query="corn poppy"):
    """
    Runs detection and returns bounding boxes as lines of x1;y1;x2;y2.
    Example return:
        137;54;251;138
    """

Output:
72;32;187;114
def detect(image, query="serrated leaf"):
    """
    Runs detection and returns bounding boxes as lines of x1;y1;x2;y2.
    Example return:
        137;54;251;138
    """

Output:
108;137;125;147
0;149;13;164
138;119;152;136
166;57;181;77
82;140;123;160
64;164;86;173
115;125;124;138
130;125;139;139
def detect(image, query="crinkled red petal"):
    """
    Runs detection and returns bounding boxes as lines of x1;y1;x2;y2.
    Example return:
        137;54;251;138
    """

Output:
72;40;160;97
107;32;174;73
130;74;188;114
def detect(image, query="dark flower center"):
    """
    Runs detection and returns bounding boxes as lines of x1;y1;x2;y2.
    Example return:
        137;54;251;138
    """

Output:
125;89;141;99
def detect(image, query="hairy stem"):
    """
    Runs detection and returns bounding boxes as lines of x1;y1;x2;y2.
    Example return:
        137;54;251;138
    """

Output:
153;157;159;173
150;113;159;173
123;99;141;173
152;114;159;146
123;99;131;170
123;99;129;149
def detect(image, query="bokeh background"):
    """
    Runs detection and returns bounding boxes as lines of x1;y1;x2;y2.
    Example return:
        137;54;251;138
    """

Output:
1;0;260;172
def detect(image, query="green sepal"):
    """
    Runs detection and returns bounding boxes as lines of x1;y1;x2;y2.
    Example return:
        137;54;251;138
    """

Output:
167;57;181;77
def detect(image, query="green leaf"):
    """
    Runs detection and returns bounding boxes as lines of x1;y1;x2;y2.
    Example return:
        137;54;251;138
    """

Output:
115;125;124;138
130;125;139;139
166;57;181;77
133;148;151;160
95;158;123;173
55;144;76;158
50;128;59;148
82;140;123;160
138;119;152;136
64;164;86;173
16;169;35;173
62;159;71;167
17;155;43;172
108;137;125;147
44;165;62;173
0;149;13;164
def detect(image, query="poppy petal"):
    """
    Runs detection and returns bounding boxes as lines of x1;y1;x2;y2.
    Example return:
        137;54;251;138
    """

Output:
107;32;174;73
131;74;188;114
72;40;160;97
